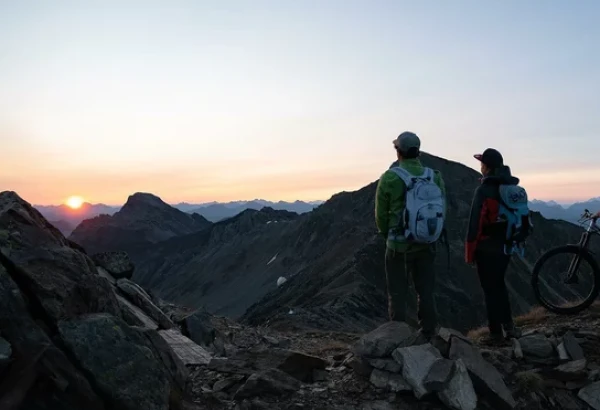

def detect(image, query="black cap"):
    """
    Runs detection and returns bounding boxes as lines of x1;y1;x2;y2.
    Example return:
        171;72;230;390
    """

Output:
474;148;503;169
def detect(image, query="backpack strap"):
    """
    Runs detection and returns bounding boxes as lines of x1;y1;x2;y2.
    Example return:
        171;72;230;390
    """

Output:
388;166;434;188
388;166;413;187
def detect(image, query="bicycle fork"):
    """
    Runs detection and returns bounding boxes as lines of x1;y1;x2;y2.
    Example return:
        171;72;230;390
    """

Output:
565;232;591;284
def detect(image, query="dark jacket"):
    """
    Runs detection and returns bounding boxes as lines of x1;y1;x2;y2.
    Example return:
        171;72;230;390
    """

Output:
465;165;520;263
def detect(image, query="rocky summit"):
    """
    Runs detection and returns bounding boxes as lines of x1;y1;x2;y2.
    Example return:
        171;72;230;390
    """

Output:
69;192;212;255
4;188;600;409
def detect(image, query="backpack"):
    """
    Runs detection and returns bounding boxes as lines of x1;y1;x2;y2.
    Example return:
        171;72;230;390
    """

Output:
497;184;533;256
388;166;445;244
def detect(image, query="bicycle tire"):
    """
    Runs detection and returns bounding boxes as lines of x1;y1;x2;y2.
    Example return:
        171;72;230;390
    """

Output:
532;244;600;314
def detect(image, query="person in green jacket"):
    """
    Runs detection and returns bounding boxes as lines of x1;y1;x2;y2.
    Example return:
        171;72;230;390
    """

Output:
375;131;446;338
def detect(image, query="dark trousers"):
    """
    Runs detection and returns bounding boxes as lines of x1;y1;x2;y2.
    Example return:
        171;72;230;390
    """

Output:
385;247;438;333
475;249;513;334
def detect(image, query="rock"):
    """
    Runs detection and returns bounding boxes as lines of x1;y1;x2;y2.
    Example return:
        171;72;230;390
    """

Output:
449;337;516;409
392;343;442;398
354;321;414;358
234;368;300;399
116;278;174;329
91;251;135;279
208;347;327;383
424;359;456;392
438;359;477;410
0;192;122;322
512;338;523;360
368;358;402;373
557;342;570;362
518;334;554;358
546;359;588;382
563;331;585;361
182;308;216;346
345;355;373;377
313;369;328;382
578;380;600;410
214;375;245;392
369;368;412;392
92;251;135;279
117;294;159;329
0;336;12;368
96;266;117;285
0;264;104;410
133;327;189;391
58;313;171;410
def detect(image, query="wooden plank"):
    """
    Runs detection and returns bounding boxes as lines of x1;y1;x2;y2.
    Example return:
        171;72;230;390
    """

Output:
159;329;212;366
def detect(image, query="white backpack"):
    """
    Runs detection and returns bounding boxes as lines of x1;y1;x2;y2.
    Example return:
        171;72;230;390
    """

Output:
388;166;445;244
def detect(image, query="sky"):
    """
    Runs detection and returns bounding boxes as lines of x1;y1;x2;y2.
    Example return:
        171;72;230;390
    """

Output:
1;0;599;206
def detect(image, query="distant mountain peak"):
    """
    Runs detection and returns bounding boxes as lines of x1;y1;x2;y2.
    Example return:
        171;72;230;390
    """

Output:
122;192;170;210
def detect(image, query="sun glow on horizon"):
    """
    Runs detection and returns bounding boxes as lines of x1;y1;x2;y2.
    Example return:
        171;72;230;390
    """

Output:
65;196;85;209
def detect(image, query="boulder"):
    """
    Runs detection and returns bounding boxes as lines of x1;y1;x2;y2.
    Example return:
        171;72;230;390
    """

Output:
369;368;412;392
449;337;516;409
208;347;326;383
181;308;216;346
392;343;443;398
368;358;401;373
58;313;171;410
0;192;121;322
354;321;414;358
133;327;189;391
116;278;174;329
563;331;585;361
0;264;104;410
424;359;455;392
546;359;588;382
578;380;600;410
438;359;477;410
91;251;134;279
518;334;554;358
234;368;300;399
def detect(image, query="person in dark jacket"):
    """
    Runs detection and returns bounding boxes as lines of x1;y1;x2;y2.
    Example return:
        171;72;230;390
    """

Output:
465;148;522;342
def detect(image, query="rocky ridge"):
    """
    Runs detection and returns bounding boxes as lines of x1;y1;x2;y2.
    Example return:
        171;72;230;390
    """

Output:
3;189;600;409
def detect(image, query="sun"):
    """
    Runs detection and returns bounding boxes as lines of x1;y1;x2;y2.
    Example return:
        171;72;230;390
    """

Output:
65;196;85;209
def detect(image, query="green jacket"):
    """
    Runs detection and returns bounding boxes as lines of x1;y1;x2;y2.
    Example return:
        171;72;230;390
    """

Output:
375;158;447;252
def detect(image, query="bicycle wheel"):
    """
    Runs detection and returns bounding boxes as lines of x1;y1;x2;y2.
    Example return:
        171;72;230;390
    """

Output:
532;245;600;314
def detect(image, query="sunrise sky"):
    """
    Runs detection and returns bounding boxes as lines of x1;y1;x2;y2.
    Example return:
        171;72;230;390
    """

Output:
1;0;599;206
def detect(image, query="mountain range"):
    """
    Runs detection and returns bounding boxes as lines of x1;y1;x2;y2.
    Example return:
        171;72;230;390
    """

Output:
65;152;598;334
529;198;600;224
36;199;323;235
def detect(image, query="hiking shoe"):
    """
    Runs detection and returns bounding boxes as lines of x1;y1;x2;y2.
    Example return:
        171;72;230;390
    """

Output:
504;323;522;339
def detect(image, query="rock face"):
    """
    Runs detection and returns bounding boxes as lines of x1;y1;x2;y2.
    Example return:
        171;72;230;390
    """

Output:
0;191;197;409
58;314;171;410
117;153;599;333
69;192;212;256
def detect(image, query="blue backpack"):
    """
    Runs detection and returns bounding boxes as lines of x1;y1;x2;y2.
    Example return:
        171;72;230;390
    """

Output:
497;184;533;256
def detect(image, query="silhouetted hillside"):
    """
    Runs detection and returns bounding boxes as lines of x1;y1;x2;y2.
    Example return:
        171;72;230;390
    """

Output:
69;192;212;255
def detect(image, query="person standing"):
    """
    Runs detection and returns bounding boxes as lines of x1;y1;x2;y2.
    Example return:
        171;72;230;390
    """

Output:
465;148;524;342
375;131;446;338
